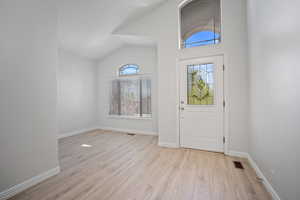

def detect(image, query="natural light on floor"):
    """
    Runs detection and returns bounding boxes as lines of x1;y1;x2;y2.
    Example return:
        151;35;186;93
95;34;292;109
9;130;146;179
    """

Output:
81;144;93;148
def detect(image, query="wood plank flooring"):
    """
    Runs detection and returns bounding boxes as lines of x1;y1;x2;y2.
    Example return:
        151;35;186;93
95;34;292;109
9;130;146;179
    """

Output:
10;130;271;200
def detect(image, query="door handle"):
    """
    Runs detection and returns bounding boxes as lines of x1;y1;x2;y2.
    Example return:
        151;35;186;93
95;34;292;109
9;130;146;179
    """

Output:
180;107;185;110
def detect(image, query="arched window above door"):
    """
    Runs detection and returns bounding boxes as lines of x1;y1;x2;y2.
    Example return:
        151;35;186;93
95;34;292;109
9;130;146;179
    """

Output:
180;0;221;49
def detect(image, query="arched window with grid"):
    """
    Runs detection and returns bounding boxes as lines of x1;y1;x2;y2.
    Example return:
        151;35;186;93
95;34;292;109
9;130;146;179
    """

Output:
119;64;140;76
180;0;221;48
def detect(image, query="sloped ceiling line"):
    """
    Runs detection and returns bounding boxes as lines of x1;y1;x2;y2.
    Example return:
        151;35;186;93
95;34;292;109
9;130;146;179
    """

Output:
58;0;167;60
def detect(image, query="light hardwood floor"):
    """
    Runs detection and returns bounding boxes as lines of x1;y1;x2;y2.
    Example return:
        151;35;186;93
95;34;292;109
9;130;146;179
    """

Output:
10;130;271;200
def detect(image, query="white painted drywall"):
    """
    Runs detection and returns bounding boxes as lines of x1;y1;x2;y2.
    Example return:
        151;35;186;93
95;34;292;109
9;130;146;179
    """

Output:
97;45;158;134
247;0;300;199
114;0;249;152
0;0;59;192
57;49;97;136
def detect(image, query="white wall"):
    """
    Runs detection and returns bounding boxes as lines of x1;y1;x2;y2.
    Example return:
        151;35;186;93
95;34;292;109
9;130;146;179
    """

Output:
247;0;300;199
58;49;97;136
97;46;158;134
0;0;59;193
115;0;249;152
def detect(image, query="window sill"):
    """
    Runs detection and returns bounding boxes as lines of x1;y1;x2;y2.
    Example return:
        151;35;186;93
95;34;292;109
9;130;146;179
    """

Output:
108;115;152;120
178;42;223;51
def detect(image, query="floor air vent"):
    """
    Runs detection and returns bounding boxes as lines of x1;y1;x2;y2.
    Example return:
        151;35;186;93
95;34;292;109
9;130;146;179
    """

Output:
233;161;244;169
127;133;136;136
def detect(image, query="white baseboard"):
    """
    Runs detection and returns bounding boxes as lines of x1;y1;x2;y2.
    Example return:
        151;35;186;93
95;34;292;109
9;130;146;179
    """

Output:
0;166;60;200
158;142;179;148
98;126;158;136
227;151;280;200
227;150;249;158
58;127;99;139
247;155;281;200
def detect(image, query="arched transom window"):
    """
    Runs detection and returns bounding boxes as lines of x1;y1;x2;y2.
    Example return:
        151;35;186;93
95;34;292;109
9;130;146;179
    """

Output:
180;0;221;48
119;64;140;76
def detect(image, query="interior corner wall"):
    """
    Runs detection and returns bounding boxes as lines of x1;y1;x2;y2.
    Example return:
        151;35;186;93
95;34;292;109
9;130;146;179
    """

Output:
114;0;249;152
0;0;59;192
57;49;98;136
96;46;158;134
247;0;300;199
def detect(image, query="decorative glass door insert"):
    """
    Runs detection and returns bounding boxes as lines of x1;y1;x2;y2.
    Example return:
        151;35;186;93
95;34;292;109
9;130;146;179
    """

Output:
187;63;214;105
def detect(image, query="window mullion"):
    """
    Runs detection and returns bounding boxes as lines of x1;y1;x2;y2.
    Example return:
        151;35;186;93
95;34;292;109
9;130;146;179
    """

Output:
139;79;143;117
117;80;121;115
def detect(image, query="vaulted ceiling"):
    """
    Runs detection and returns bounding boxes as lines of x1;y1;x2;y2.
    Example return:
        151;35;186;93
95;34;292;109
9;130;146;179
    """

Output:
58;0;166;60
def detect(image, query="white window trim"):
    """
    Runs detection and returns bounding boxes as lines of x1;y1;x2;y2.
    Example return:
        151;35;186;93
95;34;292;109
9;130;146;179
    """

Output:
107;115;152;120
114;73;152;80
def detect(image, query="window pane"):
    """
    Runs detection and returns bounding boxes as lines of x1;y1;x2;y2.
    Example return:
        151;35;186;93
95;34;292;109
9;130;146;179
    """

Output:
187;63;214;105
184;31;220;48
120;79;140;116
109;78;152;117
119;64;139;76
141;79;151;117
109;80;120;115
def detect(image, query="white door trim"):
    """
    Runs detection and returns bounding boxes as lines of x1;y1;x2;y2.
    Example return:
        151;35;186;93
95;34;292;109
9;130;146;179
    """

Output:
175;54;229;154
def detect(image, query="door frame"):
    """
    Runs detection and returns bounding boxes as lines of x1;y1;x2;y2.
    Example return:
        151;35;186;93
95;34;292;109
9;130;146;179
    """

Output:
176;54;229;154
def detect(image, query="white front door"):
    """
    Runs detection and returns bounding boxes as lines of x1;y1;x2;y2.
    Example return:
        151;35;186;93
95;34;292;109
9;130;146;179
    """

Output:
179;56;224;152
